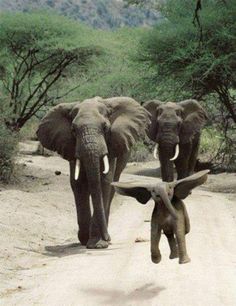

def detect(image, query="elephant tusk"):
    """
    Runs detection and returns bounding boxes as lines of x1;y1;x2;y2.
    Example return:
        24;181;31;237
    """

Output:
153;144;158;159
103;155;109;174
170;144;179;161
74;159;80;180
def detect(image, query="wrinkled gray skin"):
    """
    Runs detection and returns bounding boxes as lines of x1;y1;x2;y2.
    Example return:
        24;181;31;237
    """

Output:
113;170;209;264
37;97;149;249
144;99;208;182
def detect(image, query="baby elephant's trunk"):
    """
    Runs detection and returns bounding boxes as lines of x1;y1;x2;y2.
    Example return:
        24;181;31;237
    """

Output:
159;186;177;219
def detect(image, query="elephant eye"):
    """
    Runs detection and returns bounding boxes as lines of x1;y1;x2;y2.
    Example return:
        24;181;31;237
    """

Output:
156;108;163;116
176;109;183;117
103;121;110;134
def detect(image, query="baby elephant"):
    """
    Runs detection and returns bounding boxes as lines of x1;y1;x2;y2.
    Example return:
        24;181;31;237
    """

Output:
112;170;209;264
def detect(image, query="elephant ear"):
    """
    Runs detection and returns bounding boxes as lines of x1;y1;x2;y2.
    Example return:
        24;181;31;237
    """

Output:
142;100;162;141
172;170;209;199
112;181;152;204
103;97;150;156
179;99;208;144
36;102;78;161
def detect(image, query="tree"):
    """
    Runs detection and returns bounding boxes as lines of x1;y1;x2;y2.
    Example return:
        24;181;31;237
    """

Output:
0;12;101;131
137;0;236;123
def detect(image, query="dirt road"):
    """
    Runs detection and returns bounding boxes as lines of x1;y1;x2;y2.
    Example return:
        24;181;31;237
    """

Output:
0;143;236;305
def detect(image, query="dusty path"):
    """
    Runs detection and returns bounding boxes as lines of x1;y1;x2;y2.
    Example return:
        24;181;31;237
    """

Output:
0;143;236;305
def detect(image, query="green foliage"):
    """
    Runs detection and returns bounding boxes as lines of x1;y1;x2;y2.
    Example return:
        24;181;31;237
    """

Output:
0;12;100;130
129;141;152;162
137;1;236;117
63;27;147;101
0;116;18;182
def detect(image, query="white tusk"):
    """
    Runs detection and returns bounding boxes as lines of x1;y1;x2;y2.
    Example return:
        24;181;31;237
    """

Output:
103;155;109;174
170;144;179;161
153;144;158;159
74;159;80;180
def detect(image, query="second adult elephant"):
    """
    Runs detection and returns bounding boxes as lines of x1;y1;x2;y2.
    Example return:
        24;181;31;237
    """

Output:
37;97;149;249
144;99;208;182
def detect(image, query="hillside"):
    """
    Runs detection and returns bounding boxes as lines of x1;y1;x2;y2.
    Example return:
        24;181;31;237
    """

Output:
0;0;162;29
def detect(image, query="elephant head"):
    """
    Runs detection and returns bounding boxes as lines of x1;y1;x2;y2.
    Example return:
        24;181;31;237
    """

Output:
112;170;209;219
143;99;208;181
37;96;149;241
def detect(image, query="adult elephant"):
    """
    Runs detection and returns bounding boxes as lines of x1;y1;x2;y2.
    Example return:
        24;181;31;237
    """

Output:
143;99;208;182
37;97;149;249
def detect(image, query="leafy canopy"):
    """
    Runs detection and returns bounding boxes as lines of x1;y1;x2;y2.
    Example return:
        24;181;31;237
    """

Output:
137;0;236;121
0;12;100;130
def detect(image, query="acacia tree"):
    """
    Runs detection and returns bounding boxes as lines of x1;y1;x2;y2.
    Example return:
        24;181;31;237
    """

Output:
137;0;236;123
0;12;100;131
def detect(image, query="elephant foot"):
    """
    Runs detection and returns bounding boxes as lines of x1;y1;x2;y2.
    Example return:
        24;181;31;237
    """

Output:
151;253;162;264
169;251;178;259
179;255;191;264
78;230;89;246
86;237;109;249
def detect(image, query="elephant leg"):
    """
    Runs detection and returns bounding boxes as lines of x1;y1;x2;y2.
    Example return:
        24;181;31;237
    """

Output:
174;214;190;264
101;156;116;224
188;134;200;174
70;161;91;245
106;152;130;217
87;153;129;249
175;143;191;179
151;206;162;264
164;230;178;259
183;203;190;234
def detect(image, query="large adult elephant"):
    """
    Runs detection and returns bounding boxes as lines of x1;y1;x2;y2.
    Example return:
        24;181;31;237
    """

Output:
143;99;208;182
37;97;149;249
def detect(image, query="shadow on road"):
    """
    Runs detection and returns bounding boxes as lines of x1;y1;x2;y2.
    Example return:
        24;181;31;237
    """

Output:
44;243;122;258
83;283;166;304
44;243;86;257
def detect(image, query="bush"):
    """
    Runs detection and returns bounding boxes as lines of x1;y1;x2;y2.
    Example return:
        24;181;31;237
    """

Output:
0;122;18;182
129;140;153;162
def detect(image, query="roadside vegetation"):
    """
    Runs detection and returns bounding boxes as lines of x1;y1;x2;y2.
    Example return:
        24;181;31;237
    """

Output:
0;0;235;182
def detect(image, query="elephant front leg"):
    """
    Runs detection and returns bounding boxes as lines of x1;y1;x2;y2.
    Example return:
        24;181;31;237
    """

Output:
174;217;190;264
70;162;91;246
151;206;162;264
102;157;116;224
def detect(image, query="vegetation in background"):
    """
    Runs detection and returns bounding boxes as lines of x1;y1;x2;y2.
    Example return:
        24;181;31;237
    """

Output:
64;27;147;101
0;107;18;182
0;12;101;131
0;2;235;181
133;0;236;170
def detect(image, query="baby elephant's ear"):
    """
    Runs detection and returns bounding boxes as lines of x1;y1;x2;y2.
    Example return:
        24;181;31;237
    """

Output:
173;170;210;199
112;182;152;204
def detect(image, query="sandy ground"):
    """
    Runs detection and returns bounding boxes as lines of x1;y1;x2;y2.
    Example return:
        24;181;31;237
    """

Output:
0;141;236;306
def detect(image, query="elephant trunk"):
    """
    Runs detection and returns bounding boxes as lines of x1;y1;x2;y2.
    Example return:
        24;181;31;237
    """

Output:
158;144;175;182
159;186;177;219
83;151;109;241
75;128;109;241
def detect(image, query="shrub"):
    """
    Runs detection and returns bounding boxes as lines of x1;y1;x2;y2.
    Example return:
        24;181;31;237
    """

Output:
0;121;18;182
129;140;153;162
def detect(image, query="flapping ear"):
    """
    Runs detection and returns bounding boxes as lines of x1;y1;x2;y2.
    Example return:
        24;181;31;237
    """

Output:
179;99;208;144
112;181;152;204
36;102;79;160
103;97;150;156
172;170;209;199
143;100;162;141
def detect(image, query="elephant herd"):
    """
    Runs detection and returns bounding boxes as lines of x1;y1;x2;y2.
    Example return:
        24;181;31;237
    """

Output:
37;96;208;264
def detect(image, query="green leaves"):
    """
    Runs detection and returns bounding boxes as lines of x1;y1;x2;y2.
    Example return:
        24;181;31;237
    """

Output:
0;11;101;130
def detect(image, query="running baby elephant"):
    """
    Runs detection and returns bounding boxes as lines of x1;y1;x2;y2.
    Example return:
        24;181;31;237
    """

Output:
112;170;209;264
